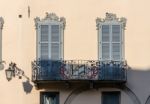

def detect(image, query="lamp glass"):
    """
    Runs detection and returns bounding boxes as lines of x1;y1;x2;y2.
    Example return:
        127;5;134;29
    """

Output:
5;68;13;81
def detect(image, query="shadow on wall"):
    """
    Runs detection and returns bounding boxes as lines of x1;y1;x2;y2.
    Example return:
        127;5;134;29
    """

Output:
127;68;150;104
127;67;150;84
22;80;33;94
62;67;150;104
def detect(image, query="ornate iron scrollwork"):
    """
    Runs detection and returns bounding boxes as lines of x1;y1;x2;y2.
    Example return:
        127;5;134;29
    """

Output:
32;60;128;81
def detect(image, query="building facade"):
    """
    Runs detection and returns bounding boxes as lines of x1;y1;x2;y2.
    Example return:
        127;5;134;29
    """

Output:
0;0;150;104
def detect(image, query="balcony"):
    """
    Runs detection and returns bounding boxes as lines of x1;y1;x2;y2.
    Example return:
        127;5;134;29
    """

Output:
31;60;127;84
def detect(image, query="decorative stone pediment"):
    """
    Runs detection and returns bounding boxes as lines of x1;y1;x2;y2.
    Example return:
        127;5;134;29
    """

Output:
34;12;66;29
0;17;4;29
44;12;59;21
96;13;127;29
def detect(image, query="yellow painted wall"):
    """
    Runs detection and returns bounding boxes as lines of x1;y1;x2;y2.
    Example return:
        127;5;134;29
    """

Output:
0;0;150;69
0;0;150;104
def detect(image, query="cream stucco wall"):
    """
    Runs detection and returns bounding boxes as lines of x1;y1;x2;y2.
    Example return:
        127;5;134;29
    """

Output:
0;0;150;104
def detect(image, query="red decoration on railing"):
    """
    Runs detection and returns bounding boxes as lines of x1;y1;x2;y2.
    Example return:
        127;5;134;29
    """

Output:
60;61;99;80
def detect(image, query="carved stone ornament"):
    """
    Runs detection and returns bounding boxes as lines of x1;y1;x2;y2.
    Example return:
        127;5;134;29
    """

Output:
34;12;66;29
60;17;66;29
45;12;59;21
96;13;127;30
34;17;40;29
105;12;118;21
0;17;4;29
120;17;127;29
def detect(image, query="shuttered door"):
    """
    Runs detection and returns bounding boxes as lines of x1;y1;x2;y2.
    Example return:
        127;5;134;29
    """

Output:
102;92;120;104
101;25;110;60
40;25;49;60
112;25;121;61
50;25;60;60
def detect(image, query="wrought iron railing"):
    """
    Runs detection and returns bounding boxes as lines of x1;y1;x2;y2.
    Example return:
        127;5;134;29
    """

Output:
32;60;127;82
99;61;127;81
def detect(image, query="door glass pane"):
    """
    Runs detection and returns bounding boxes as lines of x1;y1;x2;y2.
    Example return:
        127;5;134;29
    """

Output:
102;92;120;104
41;92;59;104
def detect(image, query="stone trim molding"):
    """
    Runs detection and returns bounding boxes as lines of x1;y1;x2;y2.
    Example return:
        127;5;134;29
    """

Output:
34;12;66;29
96;13;127;30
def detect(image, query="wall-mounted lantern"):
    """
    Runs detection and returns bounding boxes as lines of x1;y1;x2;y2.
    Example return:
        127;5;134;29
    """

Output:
5;66;14;81
5;62;29;81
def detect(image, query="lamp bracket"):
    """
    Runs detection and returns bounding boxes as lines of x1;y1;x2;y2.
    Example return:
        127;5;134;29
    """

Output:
8;62;29;80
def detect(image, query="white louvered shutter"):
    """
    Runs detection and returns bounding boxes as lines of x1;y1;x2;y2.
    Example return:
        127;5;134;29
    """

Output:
101;25;110;60
50;25;60;60
112;25;121;61
40;25;49;60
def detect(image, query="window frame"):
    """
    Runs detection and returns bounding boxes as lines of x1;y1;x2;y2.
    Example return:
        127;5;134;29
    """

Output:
35;13;65;61
40;92;59;104
98;22;123;61
37;22;63;60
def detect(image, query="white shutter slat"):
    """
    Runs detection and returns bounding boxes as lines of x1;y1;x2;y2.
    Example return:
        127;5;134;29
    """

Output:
41;25;49;42
112;25;120;42
112;25;121;60
102;43;110;60
101;25;110;60
102;25;109;42
40;25;49;60
51;25;60;60
112;43;120;60
51;25;59;42
41;43;49;60
51;43;59;60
